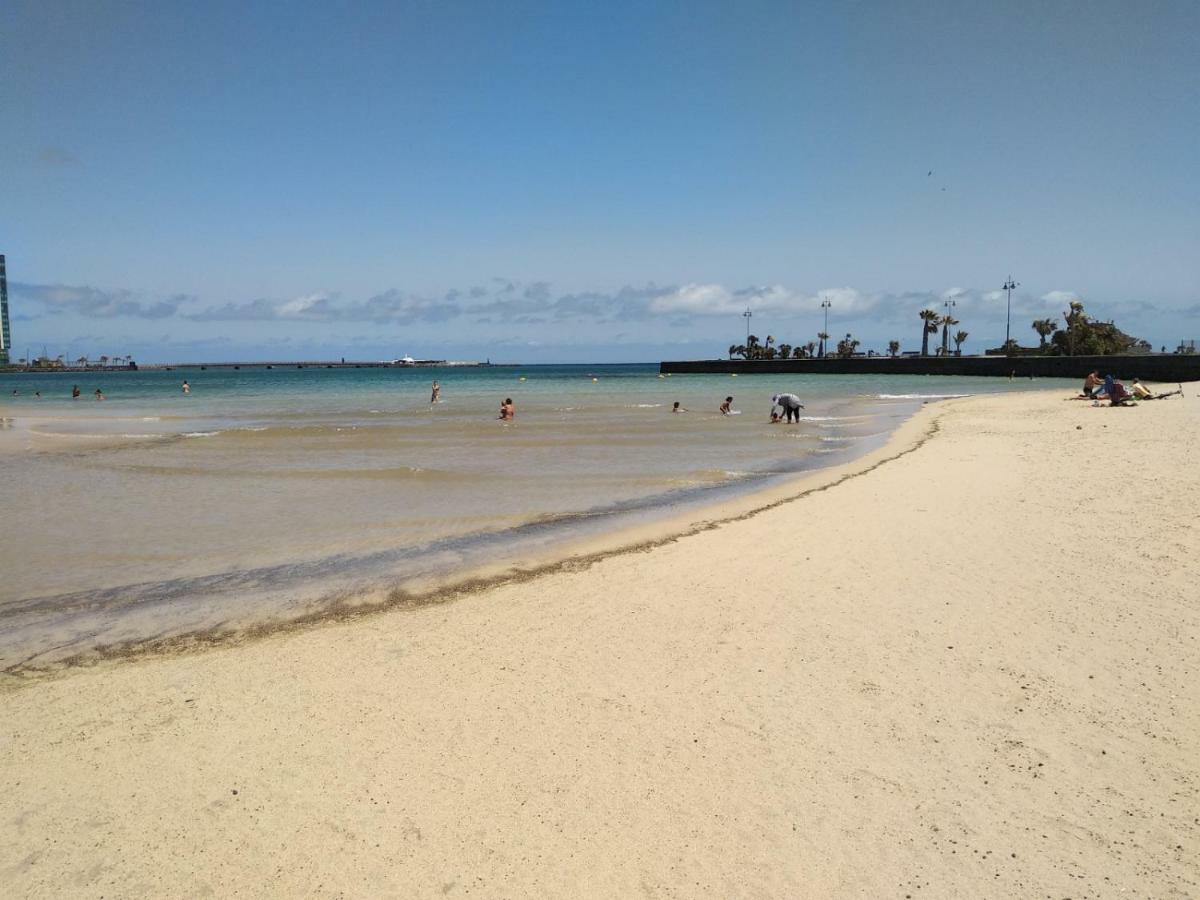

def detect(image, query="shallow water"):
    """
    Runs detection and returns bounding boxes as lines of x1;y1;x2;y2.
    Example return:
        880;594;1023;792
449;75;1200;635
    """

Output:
0;364;1074;669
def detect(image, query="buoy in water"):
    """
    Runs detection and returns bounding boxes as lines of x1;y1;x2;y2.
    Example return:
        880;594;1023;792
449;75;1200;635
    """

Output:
592;378;598;383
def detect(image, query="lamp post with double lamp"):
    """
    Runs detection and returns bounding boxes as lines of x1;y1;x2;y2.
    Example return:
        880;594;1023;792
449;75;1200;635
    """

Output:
820;297;831;357
742;307;753;344
1003;276;1019;352
942;298;956;355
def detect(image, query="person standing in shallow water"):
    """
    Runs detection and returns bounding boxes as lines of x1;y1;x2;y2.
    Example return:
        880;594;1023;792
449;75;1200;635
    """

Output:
430;380;440;405
182;380;190;394
720;396;733;415
770;392;804;423
72;385;81;399
498;398;514;420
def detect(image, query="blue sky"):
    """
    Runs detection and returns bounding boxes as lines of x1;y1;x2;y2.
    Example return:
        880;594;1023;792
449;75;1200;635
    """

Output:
2;0;1197;363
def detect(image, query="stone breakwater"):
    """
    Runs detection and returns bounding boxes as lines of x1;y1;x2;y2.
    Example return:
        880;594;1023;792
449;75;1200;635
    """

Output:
661;353;1200;381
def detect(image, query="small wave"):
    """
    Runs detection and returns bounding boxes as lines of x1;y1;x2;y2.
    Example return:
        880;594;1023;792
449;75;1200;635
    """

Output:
877;393;969;400
183;431;220;438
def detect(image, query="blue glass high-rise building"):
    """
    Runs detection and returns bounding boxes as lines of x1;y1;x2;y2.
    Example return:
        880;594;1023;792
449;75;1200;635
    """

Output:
0;255;10;365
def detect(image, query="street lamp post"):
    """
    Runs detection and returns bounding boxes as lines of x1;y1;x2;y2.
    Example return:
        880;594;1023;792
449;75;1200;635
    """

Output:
1003;276;1019;352
742;307;753;344
942;298;956;355
820;297;831;357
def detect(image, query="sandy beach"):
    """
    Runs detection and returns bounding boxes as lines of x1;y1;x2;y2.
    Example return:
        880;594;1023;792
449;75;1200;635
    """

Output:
2;387;1197;898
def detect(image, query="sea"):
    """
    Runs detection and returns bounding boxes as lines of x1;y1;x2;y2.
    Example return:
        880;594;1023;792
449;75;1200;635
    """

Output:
0;364;1073;671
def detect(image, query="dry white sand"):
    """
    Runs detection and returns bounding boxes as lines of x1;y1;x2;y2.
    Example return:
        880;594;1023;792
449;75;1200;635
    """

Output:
2;389;1198;898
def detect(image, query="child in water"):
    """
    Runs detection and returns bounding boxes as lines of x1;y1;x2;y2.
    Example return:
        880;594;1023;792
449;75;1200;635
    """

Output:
720;396;733;414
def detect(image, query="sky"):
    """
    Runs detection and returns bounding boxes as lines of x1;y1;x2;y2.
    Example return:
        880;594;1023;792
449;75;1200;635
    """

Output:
1;0;1197;363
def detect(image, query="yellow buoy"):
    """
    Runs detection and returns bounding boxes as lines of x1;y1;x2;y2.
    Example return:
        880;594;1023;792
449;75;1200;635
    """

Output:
519;377;526;381
731;373;738;377
592;378;598;383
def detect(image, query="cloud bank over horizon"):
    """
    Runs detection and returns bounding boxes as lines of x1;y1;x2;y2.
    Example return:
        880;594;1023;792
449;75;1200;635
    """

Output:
8;277;1196;364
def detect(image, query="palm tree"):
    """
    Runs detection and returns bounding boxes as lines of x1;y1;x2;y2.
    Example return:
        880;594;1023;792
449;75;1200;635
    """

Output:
728;344;739;360
778;343;792;360
919;309;941;356
953;330;969;355
76;356;88;369
745;334;761;359
817;331;829;358
804;341;816;359
887;340;900;358
940;315;960;356
1031;318;1057;349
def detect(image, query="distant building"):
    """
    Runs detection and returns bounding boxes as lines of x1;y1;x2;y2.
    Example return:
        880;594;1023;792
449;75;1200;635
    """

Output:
0;254;10;364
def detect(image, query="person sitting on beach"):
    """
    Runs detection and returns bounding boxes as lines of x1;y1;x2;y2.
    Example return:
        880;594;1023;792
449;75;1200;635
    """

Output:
720;396;733;415
1082;370;1104;398
672;401;687;413
1101;375;1134;406
770;392;805;423
1130;378;1154;400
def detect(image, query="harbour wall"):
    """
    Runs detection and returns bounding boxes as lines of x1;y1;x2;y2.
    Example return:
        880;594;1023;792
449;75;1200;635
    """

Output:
660;355;1200;382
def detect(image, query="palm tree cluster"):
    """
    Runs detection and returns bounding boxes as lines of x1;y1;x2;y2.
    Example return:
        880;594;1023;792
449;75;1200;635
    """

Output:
727;310;980;360
914;309;969;356
728;335;818;360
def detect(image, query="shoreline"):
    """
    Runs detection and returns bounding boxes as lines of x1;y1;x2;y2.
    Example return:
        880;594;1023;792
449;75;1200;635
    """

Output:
2;387;1197;896
1;393;932;678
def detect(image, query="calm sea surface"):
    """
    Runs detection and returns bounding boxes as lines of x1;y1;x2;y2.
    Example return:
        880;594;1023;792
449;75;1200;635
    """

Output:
0;364;1073;669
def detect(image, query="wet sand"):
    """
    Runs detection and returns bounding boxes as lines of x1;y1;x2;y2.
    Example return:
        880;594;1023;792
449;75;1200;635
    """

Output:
1;388;1197;897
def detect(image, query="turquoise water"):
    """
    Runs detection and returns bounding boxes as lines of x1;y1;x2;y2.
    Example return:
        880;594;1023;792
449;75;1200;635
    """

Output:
0;364;1074;670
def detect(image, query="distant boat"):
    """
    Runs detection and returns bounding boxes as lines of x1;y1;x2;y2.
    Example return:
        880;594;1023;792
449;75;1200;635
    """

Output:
393;354;416;366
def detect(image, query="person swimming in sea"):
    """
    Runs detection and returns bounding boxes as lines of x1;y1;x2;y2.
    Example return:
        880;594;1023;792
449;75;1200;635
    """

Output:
95;388;105;401
672;401;687;413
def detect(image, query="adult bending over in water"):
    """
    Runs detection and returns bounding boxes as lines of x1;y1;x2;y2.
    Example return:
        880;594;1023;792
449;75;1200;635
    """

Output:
770;392;804;423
